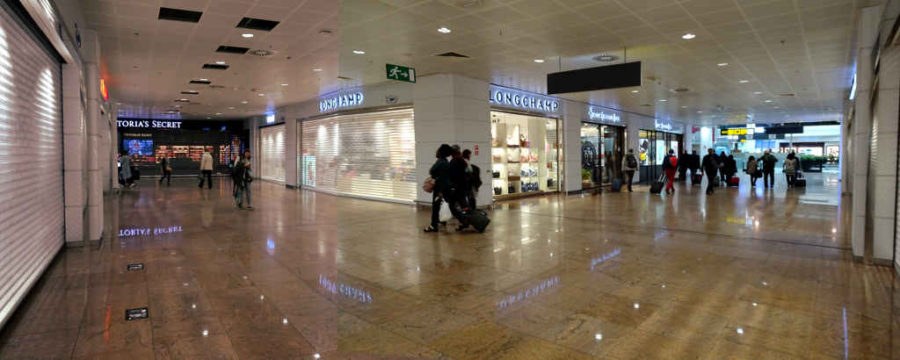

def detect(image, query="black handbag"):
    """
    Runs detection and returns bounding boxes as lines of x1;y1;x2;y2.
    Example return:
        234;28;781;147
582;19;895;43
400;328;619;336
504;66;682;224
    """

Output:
493;187;502;195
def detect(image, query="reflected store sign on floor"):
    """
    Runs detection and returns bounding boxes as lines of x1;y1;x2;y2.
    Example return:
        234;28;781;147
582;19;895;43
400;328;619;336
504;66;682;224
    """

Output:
318;275;372;304
589;247;621;271
118;226;183;237
497;276;560;310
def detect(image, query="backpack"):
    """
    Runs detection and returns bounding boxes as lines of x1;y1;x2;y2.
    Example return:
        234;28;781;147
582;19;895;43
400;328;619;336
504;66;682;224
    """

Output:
470;164;483;190
626;155;637;168
232;160;245;183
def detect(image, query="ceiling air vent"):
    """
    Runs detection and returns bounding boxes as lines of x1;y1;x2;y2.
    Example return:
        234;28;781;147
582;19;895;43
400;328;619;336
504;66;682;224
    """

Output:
189;79;211;85
202;63;230;70
181;90;199;95
158;7;203;23
674;87;690;93
436;52;470;58
337;75;353;80
209;85;226;89
216;45;249;54
779;93;795;97
236;17;280;31
593;54;619;62
249;49;275;57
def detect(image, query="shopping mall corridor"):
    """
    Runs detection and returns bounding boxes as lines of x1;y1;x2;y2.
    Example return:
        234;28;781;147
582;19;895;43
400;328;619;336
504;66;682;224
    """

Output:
0;174;897;359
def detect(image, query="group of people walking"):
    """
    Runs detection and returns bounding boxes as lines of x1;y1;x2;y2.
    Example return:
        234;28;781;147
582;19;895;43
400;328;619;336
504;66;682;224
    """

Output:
424;144;482;233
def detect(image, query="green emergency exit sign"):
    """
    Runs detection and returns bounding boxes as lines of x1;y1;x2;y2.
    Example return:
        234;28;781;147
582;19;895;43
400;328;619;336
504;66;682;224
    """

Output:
386;64;416;83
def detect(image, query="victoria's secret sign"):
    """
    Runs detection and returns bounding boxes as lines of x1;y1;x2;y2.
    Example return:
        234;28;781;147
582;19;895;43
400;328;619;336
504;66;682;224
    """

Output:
117;120;182;129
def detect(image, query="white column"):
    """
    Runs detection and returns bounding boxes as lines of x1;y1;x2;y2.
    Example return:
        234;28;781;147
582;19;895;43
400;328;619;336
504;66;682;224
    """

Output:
284;111;298;188
850;6;881;260
62;62;86;244
83;30;103;242
872;44;900;262
563;104;581;193
413;74;491;206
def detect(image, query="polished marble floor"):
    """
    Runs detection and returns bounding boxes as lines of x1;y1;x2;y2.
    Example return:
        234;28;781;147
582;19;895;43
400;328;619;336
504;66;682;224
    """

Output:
0;174;897;359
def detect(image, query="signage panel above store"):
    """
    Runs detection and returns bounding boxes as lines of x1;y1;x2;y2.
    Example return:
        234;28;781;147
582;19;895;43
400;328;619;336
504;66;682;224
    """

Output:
489;85;559;113
117;120;182;129
319;91;364;113
587;106;622;124
654;119;680;133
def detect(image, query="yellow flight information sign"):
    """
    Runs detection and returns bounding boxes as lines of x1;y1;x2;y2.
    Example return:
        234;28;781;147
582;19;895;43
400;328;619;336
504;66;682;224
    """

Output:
720;128;750;136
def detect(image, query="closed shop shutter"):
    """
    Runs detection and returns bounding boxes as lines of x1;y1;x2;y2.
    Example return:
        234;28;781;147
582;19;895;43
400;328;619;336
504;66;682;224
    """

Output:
260;125;285;182
0;7;63;326
301;109;416;202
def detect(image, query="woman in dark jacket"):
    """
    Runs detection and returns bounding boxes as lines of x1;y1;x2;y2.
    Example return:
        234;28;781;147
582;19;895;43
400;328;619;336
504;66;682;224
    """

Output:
425;144;459;232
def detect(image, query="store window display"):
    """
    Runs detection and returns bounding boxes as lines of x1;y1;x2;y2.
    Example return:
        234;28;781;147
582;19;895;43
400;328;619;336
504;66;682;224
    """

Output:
490;112;560;198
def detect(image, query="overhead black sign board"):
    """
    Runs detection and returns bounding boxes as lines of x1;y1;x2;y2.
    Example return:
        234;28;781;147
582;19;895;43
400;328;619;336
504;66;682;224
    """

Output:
547;62;641;95
764;125;804;135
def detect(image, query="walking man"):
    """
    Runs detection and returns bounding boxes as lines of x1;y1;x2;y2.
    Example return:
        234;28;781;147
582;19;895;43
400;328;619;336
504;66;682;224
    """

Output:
701;149;720;195
760;150;778;188
233;150;253;210
622;149;638;192
199;150;214;189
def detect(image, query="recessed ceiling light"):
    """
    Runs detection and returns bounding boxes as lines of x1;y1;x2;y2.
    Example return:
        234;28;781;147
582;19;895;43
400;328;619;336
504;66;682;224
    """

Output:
697;111;703;114
241;100;248;104
280;83;288;86
717;62;728;66
534;59;545;63
352;50;365;55
312;68;323;72
437;27;451;34
228;106;235;109
215;112;222;115
215;61;226;65
753;91;763;95
258;93;265;96
764;100;773;103
682;33;696;40
199;78;209;81
631;90;639;93
242;33;254;38
739;80;750;84
658;99;668;102
681;105;687;108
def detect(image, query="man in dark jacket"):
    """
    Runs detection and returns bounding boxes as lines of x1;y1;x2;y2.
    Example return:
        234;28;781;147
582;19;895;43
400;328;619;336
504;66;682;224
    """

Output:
688;150;700;183
701;149;720;195
448;145;471;229
677;151;688;181
760;150;778;188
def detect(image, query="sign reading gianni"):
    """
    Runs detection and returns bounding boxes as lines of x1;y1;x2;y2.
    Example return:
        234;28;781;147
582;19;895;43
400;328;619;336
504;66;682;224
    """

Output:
117;120;182;129
490;85;560;113
319;91;364;113
588;107;621;124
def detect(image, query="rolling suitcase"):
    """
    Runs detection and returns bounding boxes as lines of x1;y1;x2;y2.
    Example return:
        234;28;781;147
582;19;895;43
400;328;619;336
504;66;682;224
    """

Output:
727;176;740;187
793;172;806;187
610;178;623;192
691;173;702;185
650;174;665;194
465;209;491;233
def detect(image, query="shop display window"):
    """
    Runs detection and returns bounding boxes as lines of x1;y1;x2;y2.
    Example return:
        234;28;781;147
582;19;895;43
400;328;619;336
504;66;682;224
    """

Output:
260;125;286;182
490;111;560;198
300;108;416;202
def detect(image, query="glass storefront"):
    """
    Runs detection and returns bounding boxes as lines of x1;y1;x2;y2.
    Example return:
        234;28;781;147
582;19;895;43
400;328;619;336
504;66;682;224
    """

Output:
300;108;416;202
119;120;247;175
638;129;683;183
581;123;624;188
490;111;560;198
260;124;286;182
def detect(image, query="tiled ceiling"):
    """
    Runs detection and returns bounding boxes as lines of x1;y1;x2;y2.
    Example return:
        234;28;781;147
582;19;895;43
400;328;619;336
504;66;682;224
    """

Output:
80;0;339;119
339;0;886;125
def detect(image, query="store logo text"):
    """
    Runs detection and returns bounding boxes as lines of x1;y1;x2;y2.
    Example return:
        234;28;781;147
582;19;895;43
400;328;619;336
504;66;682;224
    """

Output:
117;120;182;129
490;87;559;113
588;107;621;123
319;92;364;113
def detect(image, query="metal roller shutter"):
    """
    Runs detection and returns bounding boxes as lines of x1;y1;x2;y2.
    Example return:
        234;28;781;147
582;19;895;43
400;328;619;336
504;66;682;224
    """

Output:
260;125;285;182
301;109;416;202
0;7;63;327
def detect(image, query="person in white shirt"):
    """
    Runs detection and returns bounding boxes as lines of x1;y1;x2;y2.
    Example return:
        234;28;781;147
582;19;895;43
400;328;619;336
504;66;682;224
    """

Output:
198;150;214;189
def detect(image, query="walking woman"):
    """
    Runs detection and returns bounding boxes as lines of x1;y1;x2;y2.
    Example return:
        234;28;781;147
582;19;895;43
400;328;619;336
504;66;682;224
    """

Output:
746;156;759;187
784;152;800;187
159;156;172;186
425;144;464;232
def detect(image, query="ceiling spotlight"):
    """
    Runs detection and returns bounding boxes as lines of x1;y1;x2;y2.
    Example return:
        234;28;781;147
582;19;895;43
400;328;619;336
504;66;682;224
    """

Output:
215;61;226;65
241;100;248;104
739;80;750;84
534;59;545;63
697;111;703;114
312;68;323;72
242;33;254;38
717;62;728;67
280;83;288;86
352;50;365;55
215;112;222;115
682;33;696;40
764;100;773;103
437;27;451;34
631;90;639;94
753;91;763;95
228;106;235;109
658;99;668;102
258;93;265;96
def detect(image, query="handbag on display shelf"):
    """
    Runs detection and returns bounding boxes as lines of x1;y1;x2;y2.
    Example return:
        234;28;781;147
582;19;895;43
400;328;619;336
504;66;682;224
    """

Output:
493;187;502;195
